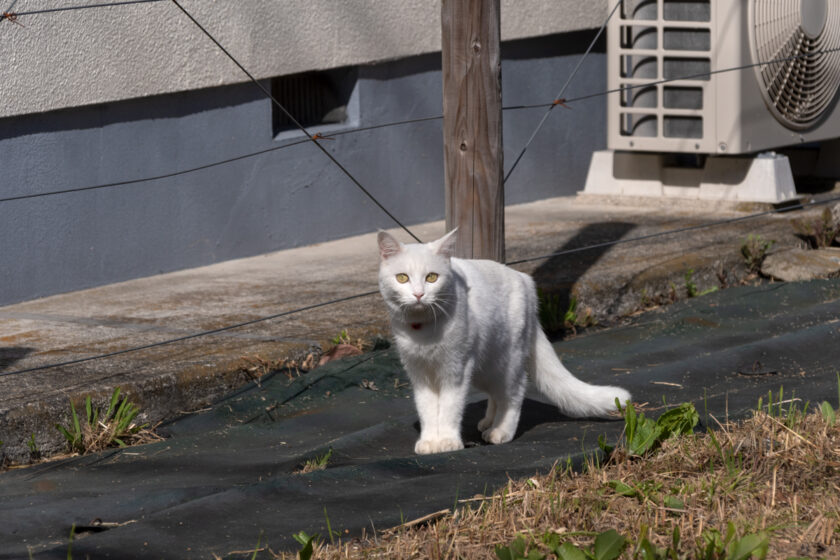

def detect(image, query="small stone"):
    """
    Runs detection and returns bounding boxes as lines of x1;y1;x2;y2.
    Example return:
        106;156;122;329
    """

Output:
761;247;840;282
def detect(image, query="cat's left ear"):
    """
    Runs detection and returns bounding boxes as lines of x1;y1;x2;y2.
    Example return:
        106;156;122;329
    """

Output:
377;230;403;260
430;228;458;258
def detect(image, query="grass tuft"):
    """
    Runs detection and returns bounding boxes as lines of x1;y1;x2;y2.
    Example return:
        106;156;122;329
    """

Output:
55;387;161;455
295;448;333;475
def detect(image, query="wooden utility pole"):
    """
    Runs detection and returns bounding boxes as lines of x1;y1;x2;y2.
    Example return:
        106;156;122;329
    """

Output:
441;0;504;261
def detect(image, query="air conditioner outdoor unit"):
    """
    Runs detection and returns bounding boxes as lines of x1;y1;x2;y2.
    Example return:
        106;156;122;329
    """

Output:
583;0;840;202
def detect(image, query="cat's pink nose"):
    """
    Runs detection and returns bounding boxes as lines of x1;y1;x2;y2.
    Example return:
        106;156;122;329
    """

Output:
413;292;424;301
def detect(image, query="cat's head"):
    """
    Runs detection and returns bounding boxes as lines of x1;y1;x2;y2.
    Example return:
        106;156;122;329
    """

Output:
377;229;457;314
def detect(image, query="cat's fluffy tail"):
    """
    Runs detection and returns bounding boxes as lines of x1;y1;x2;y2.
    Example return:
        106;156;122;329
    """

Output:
530;330;631;418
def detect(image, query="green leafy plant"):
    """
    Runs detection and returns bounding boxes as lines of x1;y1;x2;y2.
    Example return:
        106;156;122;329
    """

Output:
538;290;595;334
696;523;769;560
564;296;595;330
608;479;662;504
633;524;679;560
55;387;147;454
293;530;319;560
331;329;350;346
495;534;543;560
740;234;775;274
684;269;718;298
791;207;840;248
495;530;627;560
820;400;837;426
616;401;699;456
26;433;41;461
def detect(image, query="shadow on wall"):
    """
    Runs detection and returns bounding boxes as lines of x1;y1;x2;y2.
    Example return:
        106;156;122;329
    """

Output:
0;347;34;372
532;222;636;337
0;83;266;142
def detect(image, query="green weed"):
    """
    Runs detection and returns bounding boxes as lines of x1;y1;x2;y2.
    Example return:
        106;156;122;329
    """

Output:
791;207;840;248
331;329;350;346
496;529;626;560
696;522;768;560
740;234;775;274
613;400;699;456
684;268;718;298
538;290;595;334
820;400;837;426
27;434;40;460
296;448;333;474
292;531;319;560
55;387;148;454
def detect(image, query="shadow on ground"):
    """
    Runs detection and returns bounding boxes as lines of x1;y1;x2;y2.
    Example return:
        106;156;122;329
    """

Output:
0;347;34;372
532;222;636;336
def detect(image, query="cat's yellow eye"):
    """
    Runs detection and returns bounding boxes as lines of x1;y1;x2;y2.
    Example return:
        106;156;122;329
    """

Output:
396;273;409;284
425;272;439;283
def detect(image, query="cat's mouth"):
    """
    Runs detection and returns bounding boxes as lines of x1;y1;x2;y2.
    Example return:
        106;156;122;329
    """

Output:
404;300;433;316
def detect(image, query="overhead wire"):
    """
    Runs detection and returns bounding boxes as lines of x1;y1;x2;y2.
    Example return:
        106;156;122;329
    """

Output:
0;138;312;203
6;0;165;18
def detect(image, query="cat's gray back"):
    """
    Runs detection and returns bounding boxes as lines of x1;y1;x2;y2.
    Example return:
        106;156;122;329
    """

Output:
450;257;537;324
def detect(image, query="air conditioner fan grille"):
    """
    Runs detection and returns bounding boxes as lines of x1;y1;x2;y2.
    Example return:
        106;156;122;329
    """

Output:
752;0;840;129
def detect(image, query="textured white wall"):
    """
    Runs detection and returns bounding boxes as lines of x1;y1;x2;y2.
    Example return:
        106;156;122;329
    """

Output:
0;0;606;118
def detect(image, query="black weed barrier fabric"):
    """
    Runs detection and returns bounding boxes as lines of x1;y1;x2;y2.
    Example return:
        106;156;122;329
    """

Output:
3;280;840;558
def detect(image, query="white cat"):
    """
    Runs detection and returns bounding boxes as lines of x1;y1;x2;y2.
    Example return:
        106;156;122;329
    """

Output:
377;229;631;455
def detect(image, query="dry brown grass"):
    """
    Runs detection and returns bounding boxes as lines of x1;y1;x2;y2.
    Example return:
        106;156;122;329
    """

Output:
263;406;840;559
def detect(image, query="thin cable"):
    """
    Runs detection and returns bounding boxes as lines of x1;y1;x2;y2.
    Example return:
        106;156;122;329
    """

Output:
503;0;620;185
327;115;443;137
11;0;164;17
168;0;421;243
505;194;840;266
0;290;379;377
0;138;311;204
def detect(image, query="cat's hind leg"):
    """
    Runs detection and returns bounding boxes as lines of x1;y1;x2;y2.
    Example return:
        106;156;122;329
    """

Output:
481;388;525;445
477;397;496;432
480;359;528;445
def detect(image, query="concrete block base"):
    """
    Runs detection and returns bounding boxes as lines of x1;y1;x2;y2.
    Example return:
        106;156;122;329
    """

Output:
582;150;798;203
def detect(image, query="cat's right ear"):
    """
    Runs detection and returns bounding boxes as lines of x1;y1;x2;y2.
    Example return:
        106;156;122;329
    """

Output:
377;231;402;260
430;228;458;258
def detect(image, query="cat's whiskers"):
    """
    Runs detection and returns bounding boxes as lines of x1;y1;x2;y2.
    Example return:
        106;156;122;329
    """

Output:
429;300;452;323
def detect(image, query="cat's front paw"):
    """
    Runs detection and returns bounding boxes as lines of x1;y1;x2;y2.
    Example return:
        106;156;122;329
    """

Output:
482;427;514;445
414;437;464;454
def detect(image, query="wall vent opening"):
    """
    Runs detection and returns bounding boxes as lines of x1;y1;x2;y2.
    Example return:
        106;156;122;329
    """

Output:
271;67;357;136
